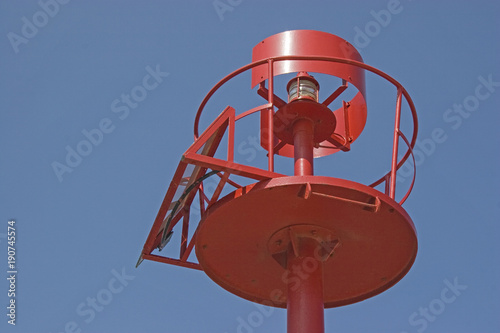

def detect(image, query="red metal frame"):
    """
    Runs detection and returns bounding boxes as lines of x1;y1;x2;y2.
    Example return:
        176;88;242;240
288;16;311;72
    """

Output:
287;110;323;333
141;54;418;269
139;31;418;333
139;105;284;269
193;55;418;203
195;175;417;310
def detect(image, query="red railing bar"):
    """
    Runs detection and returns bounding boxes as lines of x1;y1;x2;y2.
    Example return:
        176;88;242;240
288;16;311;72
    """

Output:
180;229;198;262
228;108;235;162
198;184;206;216
322;80;348;107
235;102;272;121
179;207;190;258
267;59;275;172
183;152;284;181
208;172;230;207
258;82;287;108
143;161;188;254
143;254;202;271
216;172;242;189
384;174;390;196
193;56;417;193
389;88;403;199
397;130;416;205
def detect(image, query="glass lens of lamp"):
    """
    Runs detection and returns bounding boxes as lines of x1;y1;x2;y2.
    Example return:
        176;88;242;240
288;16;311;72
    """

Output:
288;79;318;102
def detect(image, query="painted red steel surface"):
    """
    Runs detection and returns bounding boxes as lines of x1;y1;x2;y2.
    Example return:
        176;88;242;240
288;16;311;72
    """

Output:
140;106;284;268
191;55;418;198
195;176;418;308
293;118;315;176
287;112;323;332
252;30;367;158
139;29;419;333
251;30;364;92
287;237;325;333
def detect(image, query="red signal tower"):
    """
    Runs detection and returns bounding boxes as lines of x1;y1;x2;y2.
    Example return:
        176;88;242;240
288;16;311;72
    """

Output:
138;30;418;333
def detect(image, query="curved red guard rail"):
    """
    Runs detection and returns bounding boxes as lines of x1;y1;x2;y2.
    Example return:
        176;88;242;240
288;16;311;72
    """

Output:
193;55;418;203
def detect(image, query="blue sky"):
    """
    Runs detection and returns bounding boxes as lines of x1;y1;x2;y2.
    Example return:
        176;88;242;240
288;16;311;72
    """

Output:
1;1;499;332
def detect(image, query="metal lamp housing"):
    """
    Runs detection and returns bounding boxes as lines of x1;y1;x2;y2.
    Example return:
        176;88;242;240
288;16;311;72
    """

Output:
287;72;320;103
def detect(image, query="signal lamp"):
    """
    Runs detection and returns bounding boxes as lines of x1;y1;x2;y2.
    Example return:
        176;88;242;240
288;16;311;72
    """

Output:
287;72;320;102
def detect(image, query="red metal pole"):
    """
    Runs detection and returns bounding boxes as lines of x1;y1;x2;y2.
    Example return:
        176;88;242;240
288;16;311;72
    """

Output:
267;59;275;172
288;117;324;333
293;119;314;176
287;238;324;333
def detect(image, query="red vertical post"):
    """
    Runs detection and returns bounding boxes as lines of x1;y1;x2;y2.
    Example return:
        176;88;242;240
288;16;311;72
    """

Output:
293;119;314;176
287;238;324;333
288;117;324;333
267;59;275;172
180;207;190;258
389;88;403;199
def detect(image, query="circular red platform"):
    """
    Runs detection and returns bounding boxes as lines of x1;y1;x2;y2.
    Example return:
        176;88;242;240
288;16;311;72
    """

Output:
195;176;417;308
